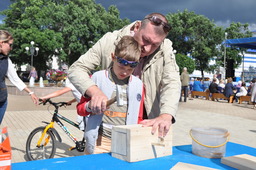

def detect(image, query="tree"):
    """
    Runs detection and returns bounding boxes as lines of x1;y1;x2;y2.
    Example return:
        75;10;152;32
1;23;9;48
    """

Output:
175;53;195;74
166;10;224;79
1;0;129;71
216;22;252;70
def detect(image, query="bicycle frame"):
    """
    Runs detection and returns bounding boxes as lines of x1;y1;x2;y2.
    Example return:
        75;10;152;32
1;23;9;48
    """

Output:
37;102;82;148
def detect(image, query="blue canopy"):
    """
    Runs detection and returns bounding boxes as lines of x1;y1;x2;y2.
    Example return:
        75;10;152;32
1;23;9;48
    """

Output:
226;37;256;49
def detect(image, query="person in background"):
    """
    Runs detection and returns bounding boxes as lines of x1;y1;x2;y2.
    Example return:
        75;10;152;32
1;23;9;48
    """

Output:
69;13;181;138
28;67;38;81
250;78;256;109
212;74;219;84
76;36;144;154
45;70;51;83
180;67;190;102
202;78;210;91
0;30;38;124
192;78;204;92
209;78;219;101
209;78;219;93
235;82;247;103
28;66;38;87
188;77;194;100
218;79;225;93
189;78;194;92
235;80;242;93
223;78;236;102
236;81;242;88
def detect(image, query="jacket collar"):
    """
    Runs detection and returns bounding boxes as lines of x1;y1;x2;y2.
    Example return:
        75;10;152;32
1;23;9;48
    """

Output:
0;54;8;60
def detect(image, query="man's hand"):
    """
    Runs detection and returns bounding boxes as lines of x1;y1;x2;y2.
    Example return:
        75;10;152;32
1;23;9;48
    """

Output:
140;114;173;138
86;85;108;114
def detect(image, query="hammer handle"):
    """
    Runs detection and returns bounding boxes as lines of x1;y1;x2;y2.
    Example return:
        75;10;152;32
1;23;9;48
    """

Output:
106;96;117;107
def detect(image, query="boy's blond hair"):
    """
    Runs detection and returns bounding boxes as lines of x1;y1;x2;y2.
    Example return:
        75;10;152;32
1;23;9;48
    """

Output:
115;36;141;62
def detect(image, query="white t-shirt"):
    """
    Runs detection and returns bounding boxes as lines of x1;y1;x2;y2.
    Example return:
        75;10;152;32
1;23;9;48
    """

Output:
65;78;84;130
65;78;81;102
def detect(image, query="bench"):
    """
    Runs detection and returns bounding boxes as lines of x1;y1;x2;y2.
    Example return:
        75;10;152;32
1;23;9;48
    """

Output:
211;93;234;103
239;96;251;104
191;90;210;100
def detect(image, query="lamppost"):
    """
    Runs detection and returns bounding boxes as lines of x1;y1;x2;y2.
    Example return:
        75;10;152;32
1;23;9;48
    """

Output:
25;41;39;67
223;32;228;80
242;51;245;82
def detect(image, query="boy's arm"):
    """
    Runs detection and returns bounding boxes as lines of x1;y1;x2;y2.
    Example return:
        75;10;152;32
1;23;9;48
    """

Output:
76;96;92;116
66;98;77;105
40;87;71;101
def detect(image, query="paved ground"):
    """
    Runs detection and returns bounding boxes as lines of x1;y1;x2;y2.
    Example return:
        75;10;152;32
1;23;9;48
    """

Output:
1;94;256;164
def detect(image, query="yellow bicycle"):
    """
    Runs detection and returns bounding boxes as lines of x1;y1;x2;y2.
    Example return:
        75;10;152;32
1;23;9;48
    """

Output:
25;99;85;161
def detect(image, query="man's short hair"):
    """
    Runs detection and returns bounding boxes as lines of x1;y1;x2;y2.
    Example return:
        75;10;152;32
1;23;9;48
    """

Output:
141;13;169;35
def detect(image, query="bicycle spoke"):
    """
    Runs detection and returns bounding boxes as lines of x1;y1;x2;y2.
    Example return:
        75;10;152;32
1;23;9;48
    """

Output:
26;127;56;161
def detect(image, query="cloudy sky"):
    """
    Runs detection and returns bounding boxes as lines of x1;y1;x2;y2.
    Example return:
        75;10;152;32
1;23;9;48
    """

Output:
1;0;256;31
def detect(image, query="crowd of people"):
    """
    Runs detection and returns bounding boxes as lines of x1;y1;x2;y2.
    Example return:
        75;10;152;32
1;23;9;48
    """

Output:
188;74;256;108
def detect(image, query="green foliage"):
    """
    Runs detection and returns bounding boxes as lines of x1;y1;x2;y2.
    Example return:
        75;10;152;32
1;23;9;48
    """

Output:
1;0;129;70
166;9;252;78
216;22;252;69
166;10;223;78
175;53;195;74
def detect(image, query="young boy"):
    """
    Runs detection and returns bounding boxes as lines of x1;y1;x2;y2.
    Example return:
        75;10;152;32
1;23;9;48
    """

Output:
77;36;144;154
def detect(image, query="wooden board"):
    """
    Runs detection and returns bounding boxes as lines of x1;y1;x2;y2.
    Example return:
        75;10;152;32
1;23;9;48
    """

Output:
191;91;210;100
111;124;172;162
239;96;251;104
221;154;256;170
171;162;218;170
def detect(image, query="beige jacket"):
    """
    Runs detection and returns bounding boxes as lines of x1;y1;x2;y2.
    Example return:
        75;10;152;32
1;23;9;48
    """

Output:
180;72;190;86
68;21;181;122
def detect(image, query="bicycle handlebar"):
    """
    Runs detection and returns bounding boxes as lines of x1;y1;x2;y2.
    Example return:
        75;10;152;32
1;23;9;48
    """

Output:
39;99;68;108
39;96;116;110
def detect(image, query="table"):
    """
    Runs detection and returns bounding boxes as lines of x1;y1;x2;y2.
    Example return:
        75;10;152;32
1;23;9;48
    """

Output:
12;142;256;170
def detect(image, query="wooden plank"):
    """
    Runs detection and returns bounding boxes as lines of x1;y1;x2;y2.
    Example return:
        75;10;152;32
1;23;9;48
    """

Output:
191;91;210;100
221;154;256;170
111;124;172;162
171;162;218;170
239;96;251;104
211;93;234;103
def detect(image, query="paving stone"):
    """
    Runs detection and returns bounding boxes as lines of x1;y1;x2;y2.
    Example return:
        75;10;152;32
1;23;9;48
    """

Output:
1;95;255;163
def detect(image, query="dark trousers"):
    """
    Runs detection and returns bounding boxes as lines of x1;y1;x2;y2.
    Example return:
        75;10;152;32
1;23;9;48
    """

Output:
180;86;188;102
0;100;8;125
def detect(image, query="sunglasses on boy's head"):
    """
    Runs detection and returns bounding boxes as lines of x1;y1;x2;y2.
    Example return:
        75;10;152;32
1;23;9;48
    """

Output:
144;16;171;33
115;56;139;68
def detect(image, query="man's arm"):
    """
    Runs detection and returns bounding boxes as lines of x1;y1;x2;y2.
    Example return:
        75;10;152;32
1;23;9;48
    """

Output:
68;32;118;114
141;39;181;137
84;85;108;114
141;114;173;137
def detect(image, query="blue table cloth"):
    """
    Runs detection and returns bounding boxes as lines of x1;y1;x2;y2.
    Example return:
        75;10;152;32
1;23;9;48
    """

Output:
12;142;256;170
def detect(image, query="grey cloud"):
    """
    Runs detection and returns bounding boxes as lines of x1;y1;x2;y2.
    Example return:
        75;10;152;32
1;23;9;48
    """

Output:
96;0;256;27
1;0;255;29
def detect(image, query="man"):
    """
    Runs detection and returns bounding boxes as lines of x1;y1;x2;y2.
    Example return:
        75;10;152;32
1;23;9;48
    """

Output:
180;67;190;102
68;13;181;137
209;78;219;94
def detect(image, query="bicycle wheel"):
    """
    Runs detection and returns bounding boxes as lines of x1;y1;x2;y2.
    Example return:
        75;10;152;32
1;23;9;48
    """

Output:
26;127;57;161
